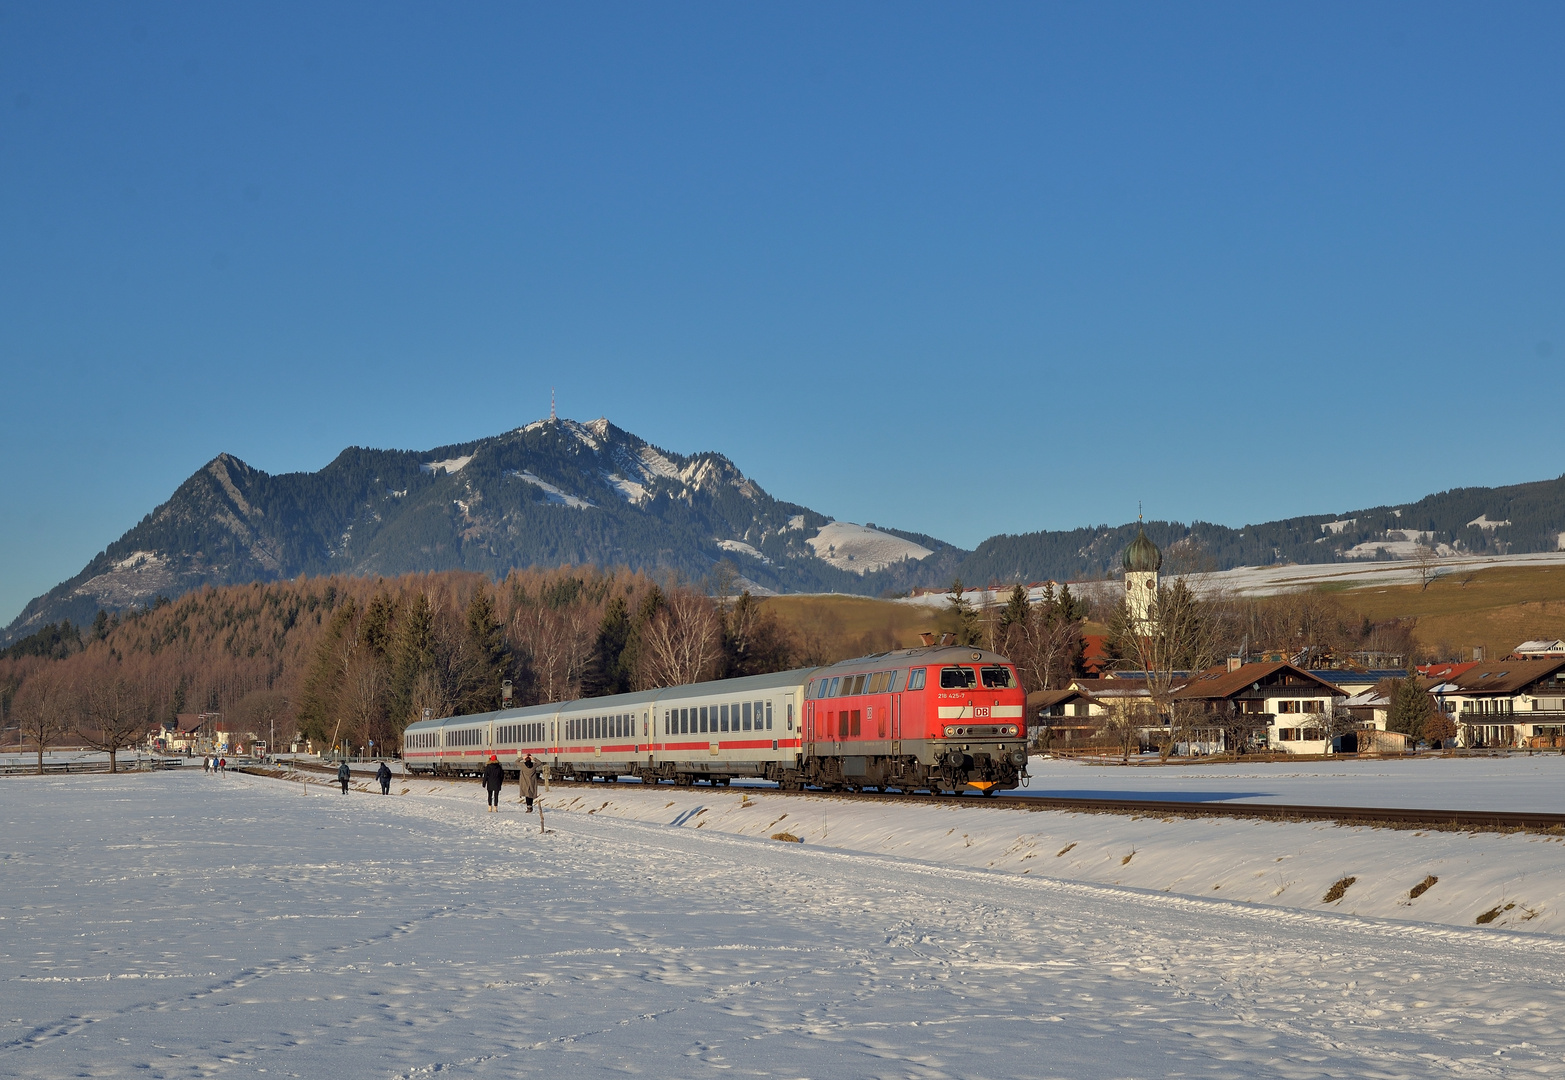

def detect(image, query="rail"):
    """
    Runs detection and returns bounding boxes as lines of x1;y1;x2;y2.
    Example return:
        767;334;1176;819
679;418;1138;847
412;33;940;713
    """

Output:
243;761;1565;832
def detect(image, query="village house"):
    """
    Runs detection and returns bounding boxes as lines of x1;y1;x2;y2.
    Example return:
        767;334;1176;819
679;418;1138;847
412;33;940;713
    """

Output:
1027;687;1105;749
1173;660;1348;755
1428;657;1565;748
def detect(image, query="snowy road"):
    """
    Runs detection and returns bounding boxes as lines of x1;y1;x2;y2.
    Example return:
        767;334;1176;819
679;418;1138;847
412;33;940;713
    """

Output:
5;773;1565;1078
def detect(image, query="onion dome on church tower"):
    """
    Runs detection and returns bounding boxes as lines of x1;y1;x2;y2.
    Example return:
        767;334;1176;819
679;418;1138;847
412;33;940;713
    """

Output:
1123;529;1162;573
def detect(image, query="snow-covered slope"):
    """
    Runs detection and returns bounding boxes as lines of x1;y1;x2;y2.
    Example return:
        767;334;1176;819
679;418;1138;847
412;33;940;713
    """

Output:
805;521;934;574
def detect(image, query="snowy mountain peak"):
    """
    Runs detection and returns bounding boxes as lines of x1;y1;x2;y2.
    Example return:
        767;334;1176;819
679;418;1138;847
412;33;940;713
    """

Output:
4;416;956;642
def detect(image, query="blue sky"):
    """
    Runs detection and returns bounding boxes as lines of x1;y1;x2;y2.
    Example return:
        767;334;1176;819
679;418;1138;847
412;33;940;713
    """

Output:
3;3;1563;623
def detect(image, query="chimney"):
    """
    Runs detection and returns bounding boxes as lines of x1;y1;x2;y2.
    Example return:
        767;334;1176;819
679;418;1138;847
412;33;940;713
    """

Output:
939;633;955;647
1227;656;1243;673
1473;646;1485;662
919;632;935;647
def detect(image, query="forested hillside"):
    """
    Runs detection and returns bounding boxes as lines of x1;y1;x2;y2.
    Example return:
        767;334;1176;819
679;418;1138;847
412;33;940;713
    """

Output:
954;473;1565;585
0;568;860;759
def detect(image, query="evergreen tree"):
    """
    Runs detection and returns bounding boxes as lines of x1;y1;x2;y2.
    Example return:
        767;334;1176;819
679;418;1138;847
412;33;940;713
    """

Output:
947;580;981;647
582;596;632;697
1000;584;1030;631
621;585;665;688
296;599;359;744
361;592;396;659
389;593;437;724
1387;675;1431;740
1057;583;1088;623
458;586;509;713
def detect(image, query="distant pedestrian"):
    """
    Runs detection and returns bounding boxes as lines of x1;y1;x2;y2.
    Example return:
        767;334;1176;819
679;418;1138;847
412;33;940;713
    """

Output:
517;754;540;813
337;761;351;794
482;754;504;811
203;756;211;774
218;756;226;774
376;761;392;795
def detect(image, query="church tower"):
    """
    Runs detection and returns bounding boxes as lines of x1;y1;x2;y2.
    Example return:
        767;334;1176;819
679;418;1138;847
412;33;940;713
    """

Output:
1123;527;1162;634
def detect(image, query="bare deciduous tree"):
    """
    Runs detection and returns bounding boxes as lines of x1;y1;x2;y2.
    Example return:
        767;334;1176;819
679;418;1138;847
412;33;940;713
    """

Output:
1108;577;1237;760
512;602;596;703
76;671;151;773
14;665;68;774
1412;542;1446;592
640;591;723;688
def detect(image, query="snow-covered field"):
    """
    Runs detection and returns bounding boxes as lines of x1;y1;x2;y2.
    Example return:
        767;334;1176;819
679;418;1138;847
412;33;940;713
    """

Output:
1018;753;1565;812
7;772;1565;1078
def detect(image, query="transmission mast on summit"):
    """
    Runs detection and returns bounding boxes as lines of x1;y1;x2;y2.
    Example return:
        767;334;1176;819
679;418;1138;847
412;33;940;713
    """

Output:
550;387;557;422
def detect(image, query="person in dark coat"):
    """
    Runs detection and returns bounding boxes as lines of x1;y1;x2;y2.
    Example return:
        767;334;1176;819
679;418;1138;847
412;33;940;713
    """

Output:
337;761;351;794
516;754;540;812
482;755;504;811
376;761;393;794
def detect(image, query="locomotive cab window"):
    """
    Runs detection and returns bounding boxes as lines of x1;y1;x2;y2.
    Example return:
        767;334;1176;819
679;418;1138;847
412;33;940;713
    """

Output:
980;666;1016;689
939;666;977;689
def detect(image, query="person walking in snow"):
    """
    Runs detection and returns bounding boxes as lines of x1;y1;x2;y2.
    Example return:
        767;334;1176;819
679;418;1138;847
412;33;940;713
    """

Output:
482;754;504;812
517;754;540;813
337;760;351;794
376;761;392;795
203;756;211;774
218;756;226;774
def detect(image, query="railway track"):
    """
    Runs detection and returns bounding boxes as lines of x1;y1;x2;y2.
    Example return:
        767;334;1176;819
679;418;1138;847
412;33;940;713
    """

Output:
255;759;1565;833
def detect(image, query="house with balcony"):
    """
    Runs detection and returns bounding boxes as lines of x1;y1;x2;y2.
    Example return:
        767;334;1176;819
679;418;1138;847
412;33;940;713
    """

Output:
1428;658;1565;748
1173;661;1347;755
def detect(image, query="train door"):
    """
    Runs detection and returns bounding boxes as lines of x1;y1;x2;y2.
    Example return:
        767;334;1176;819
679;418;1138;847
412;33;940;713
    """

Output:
805;701;814;757
892;693;900;758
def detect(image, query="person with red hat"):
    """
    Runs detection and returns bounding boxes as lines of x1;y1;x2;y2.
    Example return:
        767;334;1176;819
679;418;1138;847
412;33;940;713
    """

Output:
482;754;504;812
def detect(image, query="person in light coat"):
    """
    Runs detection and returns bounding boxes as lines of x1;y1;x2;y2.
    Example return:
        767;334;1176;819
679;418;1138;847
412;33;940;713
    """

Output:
517;754;540;812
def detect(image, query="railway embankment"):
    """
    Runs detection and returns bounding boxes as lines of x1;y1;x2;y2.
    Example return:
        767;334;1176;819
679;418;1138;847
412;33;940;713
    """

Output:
241;763;1565;936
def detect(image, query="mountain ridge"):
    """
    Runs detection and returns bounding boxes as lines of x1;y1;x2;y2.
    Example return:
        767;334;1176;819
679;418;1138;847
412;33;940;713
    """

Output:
8;417;1565;644
3;418;957;642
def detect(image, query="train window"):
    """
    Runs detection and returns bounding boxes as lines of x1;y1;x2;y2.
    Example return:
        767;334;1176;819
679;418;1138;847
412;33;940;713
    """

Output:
739;702;749;730
908;669;926;690
719;703;728;732
827;677;841;697
889;670;903;692
850;710;861;737
837;712;848;738
867;672;883;694
939;666;977;689
699;707;708;734
787;701;794;730
981;666;1015;689
847;674;863;695
766;701;773;729
680;708;690;734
